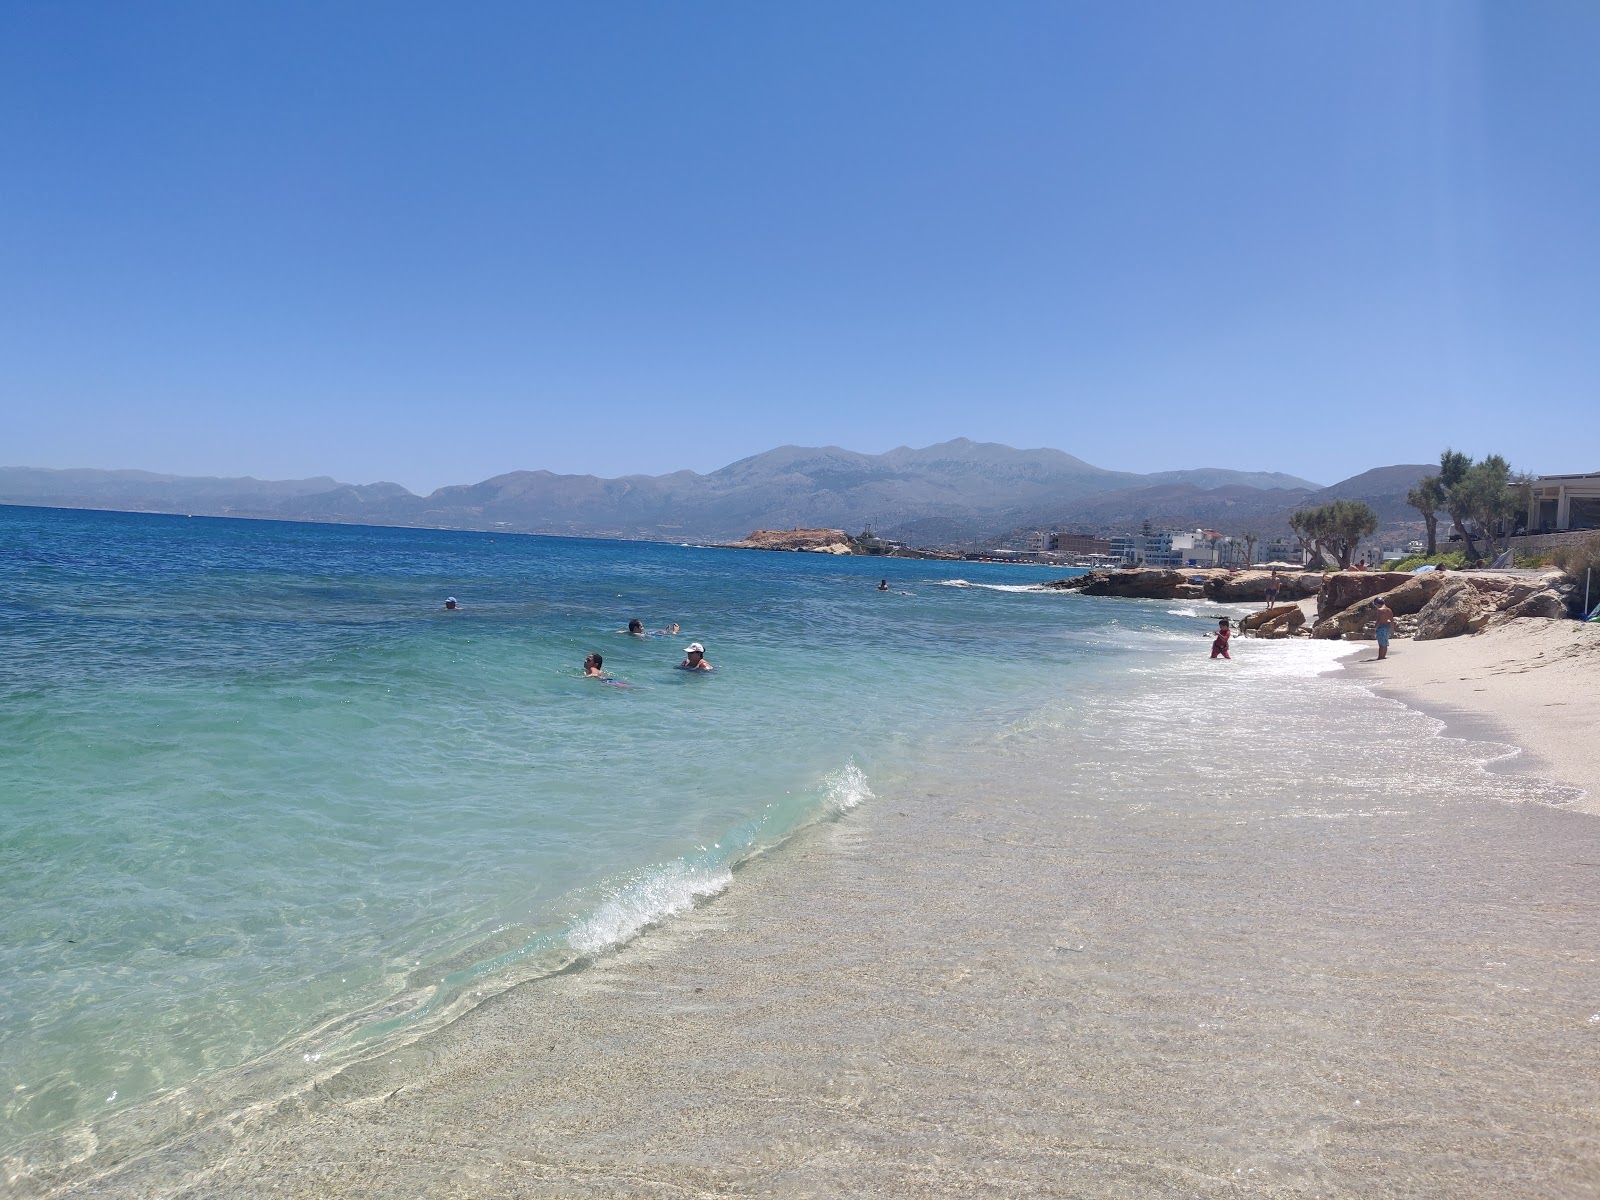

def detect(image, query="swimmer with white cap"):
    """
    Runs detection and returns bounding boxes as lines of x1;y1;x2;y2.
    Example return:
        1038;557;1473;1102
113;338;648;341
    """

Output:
443;597;459;610
678;642;713;671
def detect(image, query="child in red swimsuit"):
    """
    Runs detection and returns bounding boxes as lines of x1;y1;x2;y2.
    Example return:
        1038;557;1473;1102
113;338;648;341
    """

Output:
1210;617;1231;660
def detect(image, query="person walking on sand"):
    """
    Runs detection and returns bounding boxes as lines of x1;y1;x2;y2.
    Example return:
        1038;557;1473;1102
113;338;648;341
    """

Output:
1372;597;1395;660
1210;618;1232;660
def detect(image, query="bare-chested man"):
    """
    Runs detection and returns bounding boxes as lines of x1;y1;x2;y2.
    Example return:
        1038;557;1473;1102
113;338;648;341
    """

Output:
1372;596;1395;660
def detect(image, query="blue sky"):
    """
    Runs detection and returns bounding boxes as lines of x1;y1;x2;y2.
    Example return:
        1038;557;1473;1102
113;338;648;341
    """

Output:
3;1;1597;494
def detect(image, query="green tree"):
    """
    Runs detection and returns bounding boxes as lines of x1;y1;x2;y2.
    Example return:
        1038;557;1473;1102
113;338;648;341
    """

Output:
1242;531;1259;567
1291;500;1378;571
1288;508;1328;570
1321;499;1379;570
1438;448;1477;557
1452;455;1528;560
1406;474;1445;556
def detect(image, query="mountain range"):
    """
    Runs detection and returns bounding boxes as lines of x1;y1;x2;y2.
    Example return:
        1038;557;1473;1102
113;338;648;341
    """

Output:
0;440;1431;546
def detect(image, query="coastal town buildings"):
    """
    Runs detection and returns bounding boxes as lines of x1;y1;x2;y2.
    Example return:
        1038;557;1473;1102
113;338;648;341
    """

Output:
988;530;1114;561
1260;537;1307;566
1111;531;1182;567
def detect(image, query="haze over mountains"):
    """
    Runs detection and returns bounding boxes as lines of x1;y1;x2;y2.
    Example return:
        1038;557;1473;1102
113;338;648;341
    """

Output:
0;440;1431;546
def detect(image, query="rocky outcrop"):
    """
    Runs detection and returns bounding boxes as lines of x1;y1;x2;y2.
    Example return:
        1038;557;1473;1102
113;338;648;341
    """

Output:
1050;563;1576;642
1045;569;1190;599
1240;603;1302;631
1315;572;1414;623
723;528;853;553
1047;567;1323;602
1504;588;1569;620
1310;571;1448;639
1206;570;1322;602
1242;604;1307;638
1413;580;1493;641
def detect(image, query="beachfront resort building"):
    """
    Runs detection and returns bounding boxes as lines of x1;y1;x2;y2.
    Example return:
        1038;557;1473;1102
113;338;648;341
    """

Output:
989;530;1114;561
1111;531;1182;567
1260;537;1308;566
1527;472;1600;532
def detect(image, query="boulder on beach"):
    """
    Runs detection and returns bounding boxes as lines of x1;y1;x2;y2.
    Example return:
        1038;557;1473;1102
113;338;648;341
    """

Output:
1414;580;1493;641
1311;571;1447;639
1315;571;1414;623
1504;588;1568;620
1240;604;1302;632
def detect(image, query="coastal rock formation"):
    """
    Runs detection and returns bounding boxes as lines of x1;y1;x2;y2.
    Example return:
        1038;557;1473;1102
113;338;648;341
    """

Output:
1504;588;1569;620
723;529;853;553
1315;571;1414;623
1240;604;1303;631
1047;567;1322;602
1051;563;1575;642
1206;571;1321;602
1242;605;1307;638
1413;580;1493;641
1045;568;1190;599
1310;571;1447;639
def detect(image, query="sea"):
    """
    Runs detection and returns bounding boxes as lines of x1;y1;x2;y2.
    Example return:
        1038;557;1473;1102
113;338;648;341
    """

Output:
5;504;1596;1196
0;506;1081;1170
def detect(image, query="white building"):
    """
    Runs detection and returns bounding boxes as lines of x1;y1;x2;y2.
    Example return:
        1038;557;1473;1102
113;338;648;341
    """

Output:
1110;531;1183;567
1527;472;1600;532
1260;537;1307;566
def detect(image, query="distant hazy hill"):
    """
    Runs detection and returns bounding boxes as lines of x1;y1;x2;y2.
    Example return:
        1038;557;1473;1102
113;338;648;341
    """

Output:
972;463;1435;549
1;441;1340;544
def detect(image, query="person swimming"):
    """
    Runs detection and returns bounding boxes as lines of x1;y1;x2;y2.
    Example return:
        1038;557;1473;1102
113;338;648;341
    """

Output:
678;642;713;671
877;580;889;591
583;652;606;678
443;597;459;611
622;619;680;637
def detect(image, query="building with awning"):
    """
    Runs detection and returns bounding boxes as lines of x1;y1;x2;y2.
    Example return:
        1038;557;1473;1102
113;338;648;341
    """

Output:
1527;472;1600;532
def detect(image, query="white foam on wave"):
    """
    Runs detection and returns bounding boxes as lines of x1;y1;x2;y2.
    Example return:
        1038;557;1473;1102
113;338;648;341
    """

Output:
934;579;1048;594
566;862;732;957
822;761;874;813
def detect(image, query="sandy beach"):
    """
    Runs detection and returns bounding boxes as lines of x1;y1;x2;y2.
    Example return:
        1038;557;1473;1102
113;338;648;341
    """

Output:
40;625;1600;1200
1342;617;1600;813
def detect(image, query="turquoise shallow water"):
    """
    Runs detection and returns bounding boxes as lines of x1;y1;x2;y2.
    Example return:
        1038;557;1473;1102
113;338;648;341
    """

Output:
2;504;1203;1159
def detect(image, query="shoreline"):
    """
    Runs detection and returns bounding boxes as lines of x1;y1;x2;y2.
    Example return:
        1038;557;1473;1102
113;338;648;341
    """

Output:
37;628;1600;1199
1338;618;1599;812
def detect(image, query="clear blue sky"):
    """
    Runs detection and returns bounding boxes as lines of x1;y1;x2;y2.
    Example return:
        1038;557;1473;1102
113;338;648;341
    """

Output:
3;2;1597;494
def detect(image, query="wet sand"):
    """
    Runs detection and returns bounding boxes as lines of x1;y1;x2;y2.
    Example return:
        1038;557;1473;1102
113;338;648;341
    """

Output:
46;649;1600;1200
1343;618;1600;812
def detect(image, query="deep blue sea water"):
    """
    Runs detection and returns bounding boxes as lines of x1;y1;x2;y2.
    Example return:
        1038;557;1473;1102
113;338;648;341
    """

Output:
3;504;1194;1158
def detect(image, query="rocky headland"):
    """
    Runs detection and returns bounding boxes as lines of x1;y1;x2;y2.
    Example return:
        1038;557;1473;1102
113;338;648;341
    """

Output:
720;528;857;554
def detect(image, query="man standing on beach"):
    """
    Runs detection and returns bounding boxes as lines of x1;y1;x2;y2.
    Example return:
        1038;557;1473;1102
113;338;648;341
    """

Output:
1264;571;1281;609
1373;596;1395;660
